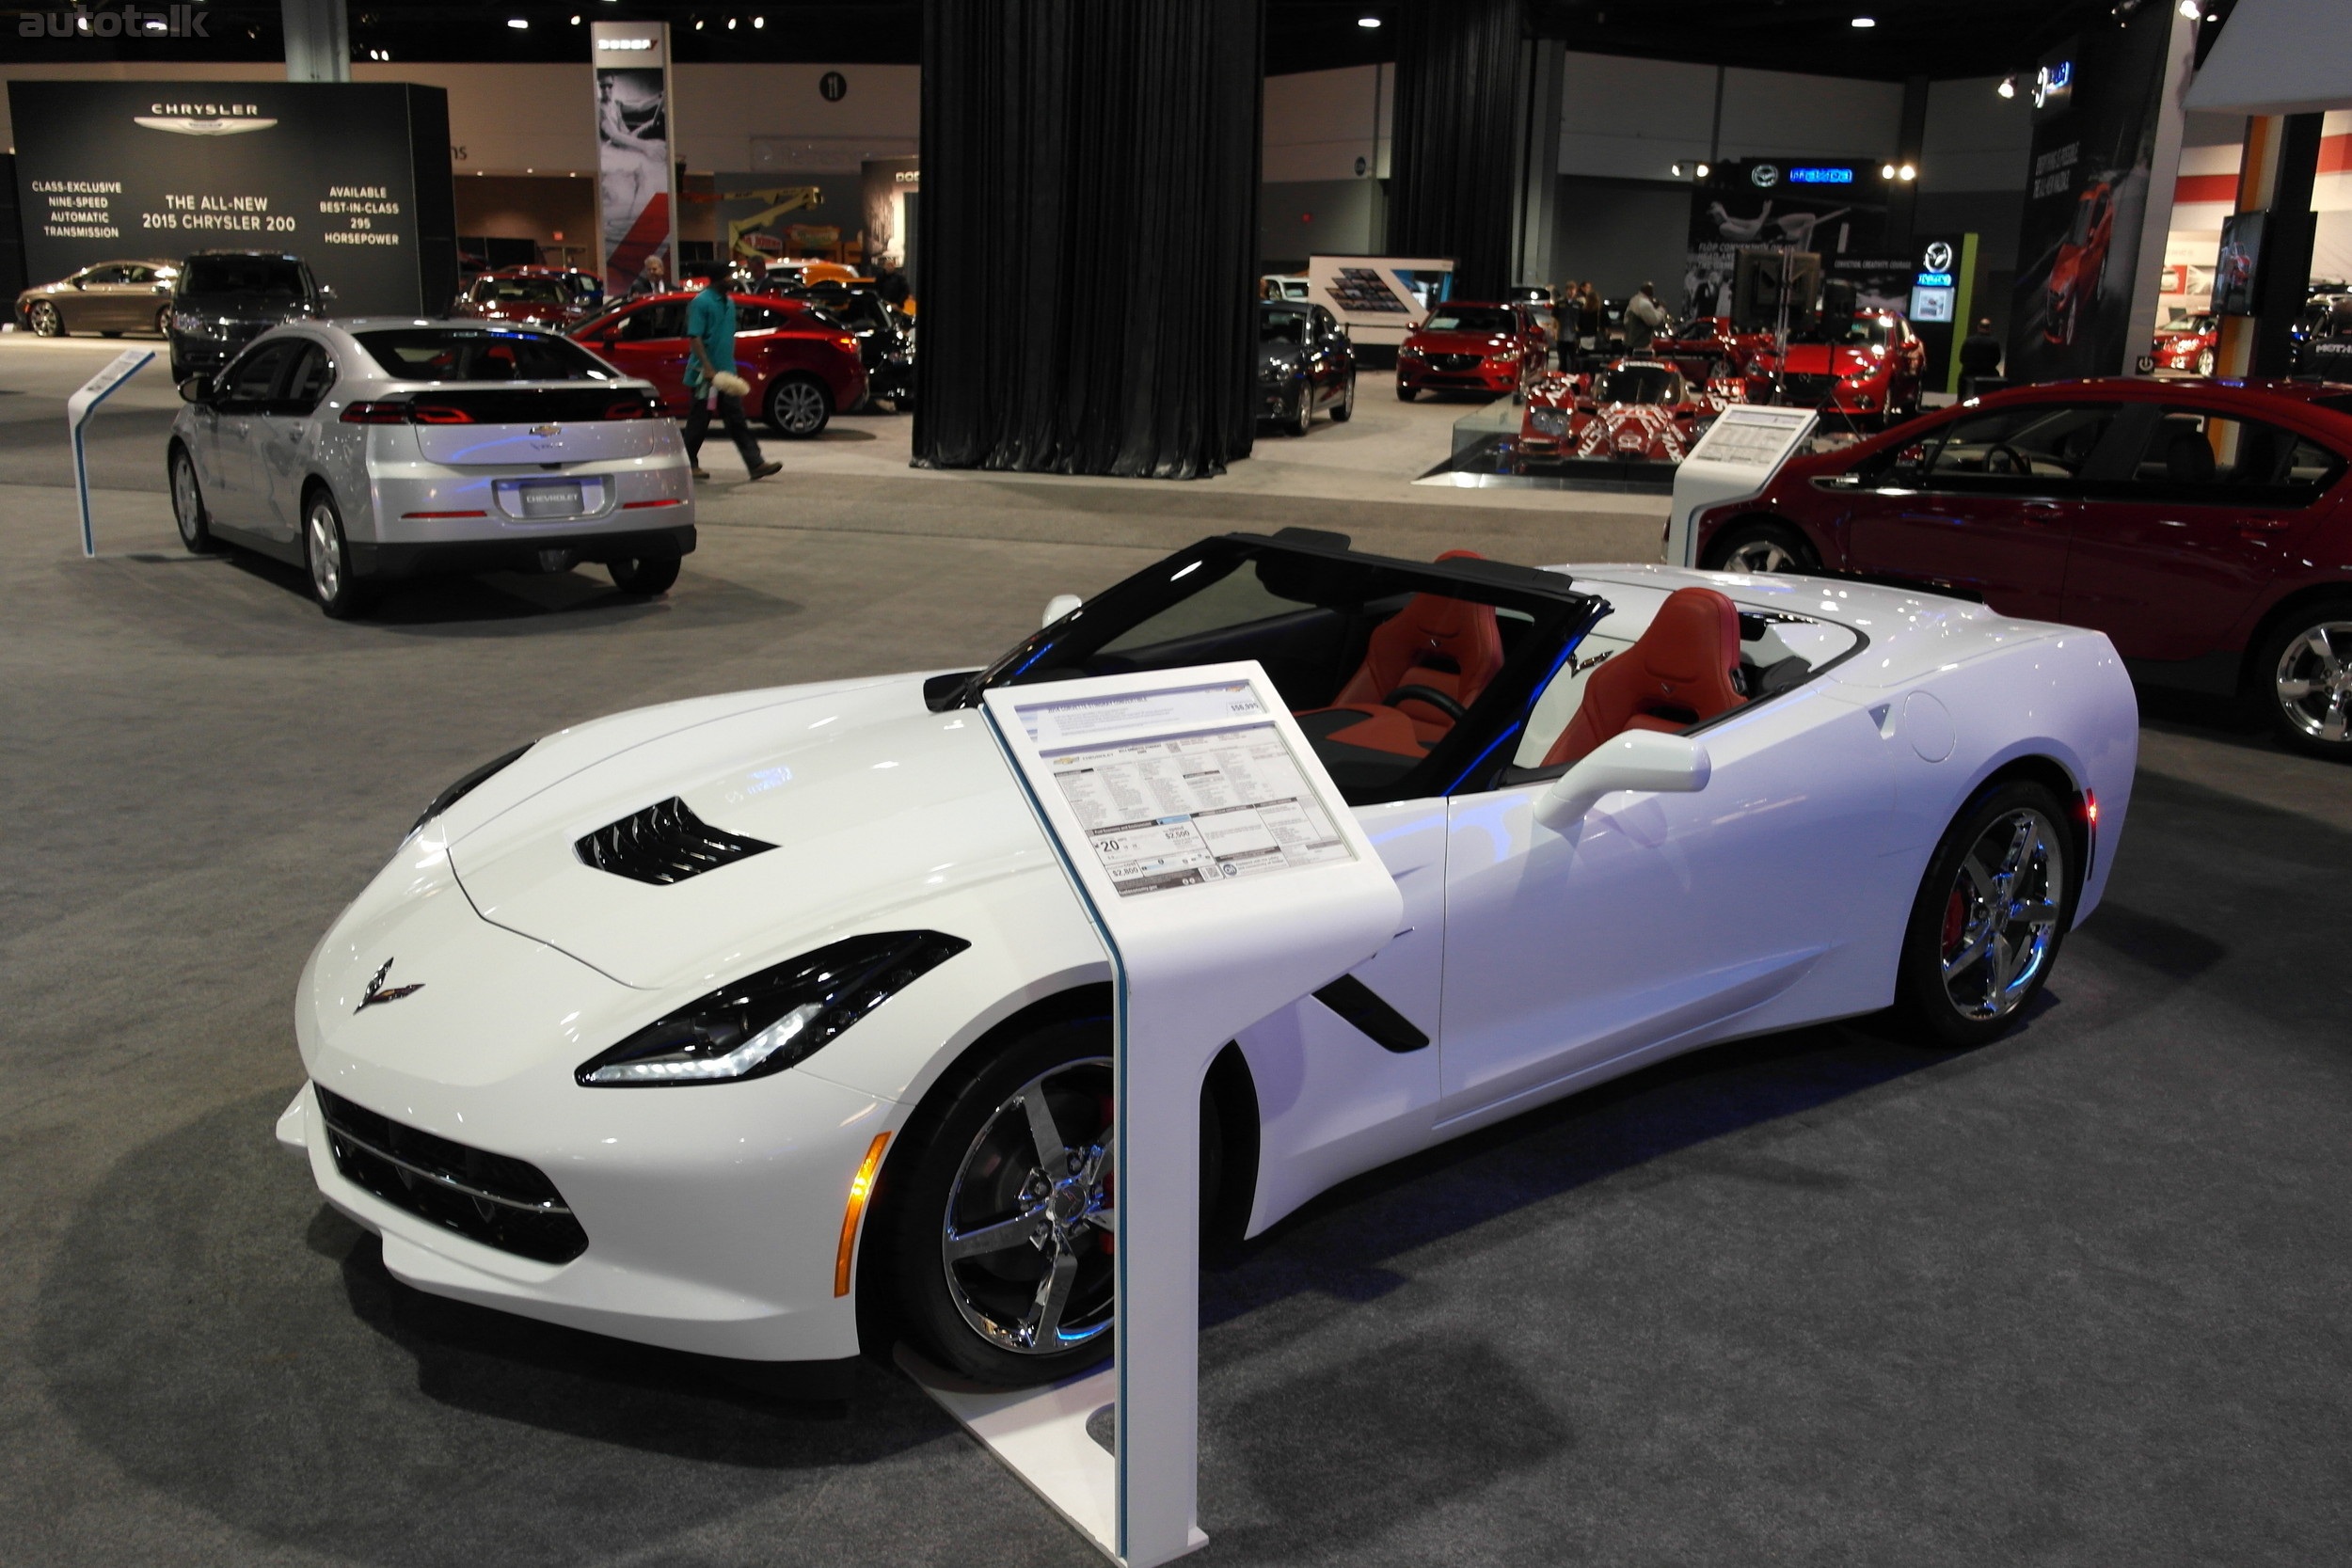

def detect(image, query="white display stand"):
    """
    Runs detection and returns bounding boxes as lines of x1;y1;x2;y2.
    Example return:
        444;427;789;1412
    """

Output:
1664;404;1818;567
68;346;155;559
931;662;1403;1567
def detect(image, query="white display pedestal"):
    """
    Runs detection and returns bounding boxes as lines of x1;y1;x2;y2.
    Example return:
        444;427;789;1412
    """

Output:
67;346;154;559
1664;404;1819;566
909;662;1402;1568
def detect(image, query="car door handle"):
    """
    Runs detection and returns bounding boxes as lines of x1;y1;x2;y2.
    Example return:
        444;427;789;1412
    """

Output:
2022;501;2065;521
2233;515;2291;535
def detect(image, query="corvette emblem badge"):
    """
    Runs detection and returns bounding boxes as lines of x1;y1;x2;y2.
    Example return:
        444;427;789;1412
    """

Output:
356;958;424;1013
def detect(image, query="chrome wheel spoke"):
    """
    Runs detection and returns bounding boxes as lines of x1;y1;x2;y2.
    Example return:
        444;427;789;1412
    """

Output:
945;1212;1041;1260
1023;1088;1067;1174
2322;693;2349;743
1027;1245;1079;1347
1086;1204;1116;1234
1941;930;1990;980
2277;677;2322;699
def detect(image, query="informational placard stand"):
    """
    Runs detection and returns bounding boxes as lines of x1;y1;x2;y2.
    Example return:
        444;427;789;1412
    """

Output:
67;347;154;559
1664;404;1819;567
919;662;1402;1568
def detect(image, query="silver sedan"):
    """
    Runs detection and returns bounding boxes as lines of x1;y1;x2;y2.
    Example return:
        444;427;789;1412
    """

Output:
167;319;696;617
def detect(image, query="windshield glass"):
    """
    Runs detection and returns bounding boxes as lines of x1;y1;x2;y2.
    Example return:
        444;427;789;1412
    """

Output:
181;255;306;299
1597;365;1682;404
357;328;619;382
475;277;570;305
1423;307;1514;334
1260;308;1310;345
953;537;1602;805
1836;315;1892;346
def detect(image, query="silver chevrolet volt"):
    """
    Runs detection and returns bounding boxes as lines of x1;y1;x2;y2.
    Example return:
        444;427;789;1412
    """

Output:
167;319;695;618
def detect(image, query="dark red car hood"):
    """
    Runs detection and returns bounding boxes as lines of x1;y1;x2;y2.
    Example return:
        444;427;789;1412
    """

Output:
1406;328;1515;354
1779;343;1878;378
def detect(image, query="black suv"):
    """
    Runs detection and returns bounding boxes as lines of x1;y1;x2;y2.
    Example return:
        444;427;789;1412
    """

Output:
169;251;332;381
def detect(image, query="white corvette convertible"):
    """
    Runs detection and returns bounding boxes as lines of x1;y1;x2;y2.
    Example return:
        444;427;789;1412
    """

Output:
279;531;2137;1389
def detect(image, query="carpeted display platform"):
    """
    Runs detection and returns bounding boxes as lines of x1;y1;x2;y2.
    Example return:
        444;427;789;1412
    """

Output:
3;341;2348;1565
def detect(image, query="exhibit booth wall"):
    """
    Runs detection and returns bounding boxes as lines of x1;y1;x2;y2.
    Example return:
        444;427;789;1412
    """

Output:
8;80;455;317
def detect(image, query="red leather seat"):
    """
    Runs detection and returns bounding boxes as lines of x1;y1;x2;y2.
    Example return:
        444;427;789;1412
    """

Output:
1328;550;1507;745
1544;586;1746;768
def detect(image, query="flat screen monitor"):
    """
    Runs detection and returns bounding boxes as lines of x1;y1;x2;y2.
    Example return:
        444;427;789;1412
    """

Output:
2213;211;2265;316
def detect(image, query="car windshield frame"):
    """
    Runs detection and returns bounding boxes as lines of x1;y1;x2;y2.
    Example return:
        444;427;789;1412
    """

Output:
354;326;624;383
1422;307;1516;335
939;533;1609;805
178;255;308;300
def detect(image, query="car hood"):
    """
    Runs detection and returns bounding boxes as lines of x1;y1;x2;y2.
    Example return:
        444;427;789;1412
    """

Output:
1407;329;1514;354
1259;343;1304;374
1779;343;1878;378
441;674;1057;991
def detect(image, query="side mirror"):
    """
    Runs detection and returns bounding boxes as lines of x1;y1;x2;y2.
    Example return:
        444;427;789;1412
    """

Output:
1894;442;1929;469
177;373;213;404
1041;593;1083;628
1534;731;1710;833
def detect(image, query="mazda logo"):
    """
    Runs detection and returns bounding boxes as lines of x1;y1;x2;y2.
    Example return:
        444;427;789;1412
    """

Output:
1923;241;1954;272
1751;165;1780;188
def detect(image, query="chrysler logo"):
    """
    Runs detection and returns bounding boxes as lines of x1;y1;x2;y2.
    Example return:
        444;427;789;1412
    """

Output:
136;115;277;136
356;958;424;1013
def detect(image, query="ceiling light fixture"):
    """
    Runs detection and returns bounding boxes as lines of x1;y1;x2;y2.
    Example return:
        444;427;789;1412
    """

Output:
1694;162;1710;178
1899;164;1916;181
1997;75;2016;98
2178;0;2201;16
506;16;528;28
1358;14;1381;25
1670;161;1684;176
726;15;737;25
754;14;765;25
1881;163;1897;179
1851;14;1875;25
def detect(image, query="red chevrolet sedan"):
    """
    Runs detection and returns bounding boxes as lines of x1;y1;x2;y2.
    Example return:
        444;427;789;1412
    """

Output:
1691;377;2352;759
568;291;867;437
1396;301;1544;400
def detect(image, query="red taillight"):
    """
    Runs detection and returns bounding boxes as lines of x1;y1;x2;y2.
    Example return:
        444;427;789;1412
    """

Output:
339;401;410;424
408;404;473;424
605;400;651;420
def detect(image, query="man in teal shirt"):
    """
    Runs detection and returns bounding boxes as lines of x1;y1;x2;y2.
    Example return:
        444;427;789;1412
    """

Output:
684;272;780;481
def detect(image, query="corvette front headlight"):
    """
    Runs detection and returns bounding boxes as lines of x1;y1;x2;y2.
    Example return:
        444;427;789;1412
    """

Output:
575;930;970;1086
408;741;533;840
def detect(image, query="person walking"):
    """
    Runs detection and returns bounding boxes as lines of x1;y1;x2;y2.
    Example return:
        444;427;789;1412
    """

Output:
1625;280;1669;350
684;273;781;482
1958;317;2004;397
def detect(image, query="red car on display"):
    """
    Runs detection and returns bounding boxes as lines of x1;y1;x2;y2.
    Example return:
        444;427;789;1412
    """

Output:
1763;309;1927;428
452;266;603;328
2153;312;2220;376
1395;301;1547;400
2044;181;2116;345
568;291;867;437
1689;377;2352;759
1519;357;1745;464
1654;316;1775;381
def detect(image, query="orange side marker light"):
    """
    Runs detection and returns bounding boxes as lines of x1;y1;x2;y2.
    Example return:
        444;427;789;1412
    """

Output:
834;1132;892;1297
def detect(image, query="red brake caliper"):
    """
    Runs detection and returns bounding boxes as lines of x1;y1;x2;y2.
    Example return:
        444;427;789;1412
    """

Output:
1941;884;1966;958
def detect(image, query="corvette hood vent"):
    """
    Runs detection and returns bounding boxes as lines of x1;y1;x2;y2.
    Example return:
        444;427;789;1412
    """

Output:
575;796;776;885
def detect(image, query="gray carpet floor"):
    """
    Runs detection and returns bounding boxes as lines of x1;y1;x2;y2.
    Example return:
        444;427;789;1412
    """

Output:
3;355;2348;1565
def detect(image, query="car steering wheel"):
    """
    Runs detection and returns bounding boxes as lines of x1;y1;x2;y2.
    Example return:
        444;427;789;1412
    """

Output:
1983;441;2027;475
1384;685;1468;721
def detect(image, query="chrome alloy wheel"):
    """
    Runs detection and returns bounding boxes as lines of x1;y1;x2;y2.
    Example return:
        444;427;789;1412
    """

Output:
940;1057;1116;1356
773;378;827;436
2274;620;2352;744
306;498;344;604
28;301;61;337
1724;534;1800;573
171;453;204;548
1938;807;2065;1022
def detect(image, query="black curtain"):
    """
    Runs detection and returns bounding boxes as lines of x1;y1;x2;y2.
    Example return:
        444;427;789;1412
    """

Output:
1389;0;1528;300
914;0;1263;479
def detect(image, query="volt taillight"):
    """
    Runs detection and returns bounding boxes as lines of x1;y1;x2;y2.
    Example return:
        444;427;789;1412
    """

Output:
605;399;652;420
339;402;410;424
409;404;473;424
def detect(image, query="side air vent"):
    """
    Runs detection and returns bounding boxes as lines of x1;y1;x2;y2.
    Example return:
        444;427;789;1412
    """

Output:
574;796;777;885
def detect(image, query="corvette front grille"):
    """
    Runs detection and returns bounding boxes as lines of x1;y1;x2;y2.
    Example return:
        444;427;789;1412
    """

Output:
314;1085;588;1264
574;796;776;885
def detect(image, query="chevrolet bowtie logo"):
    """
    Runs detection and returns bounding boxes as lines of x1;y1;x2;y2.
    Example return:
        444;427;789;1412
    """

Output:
356;958;424;1013
531;423;561;436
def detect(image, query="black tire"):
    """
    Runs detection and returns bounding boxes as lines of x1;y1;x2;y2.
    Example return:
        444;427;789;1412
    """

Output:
1329;371;1355;422
2251;598;2352;761
1890;779;2074;1051
101;330;123;339
168;445;217;553
27;301;62;338
1396;381;1418;402
153;304;174;337
608;554;680;594
868;1012;1232;1388
766;373;832;438
302;487;373;620
1702;517;1820;575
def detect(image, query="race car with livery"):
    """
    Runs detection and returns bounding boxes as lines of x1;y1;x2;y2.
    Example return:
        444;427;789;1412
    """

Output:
1519;357;1746;464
